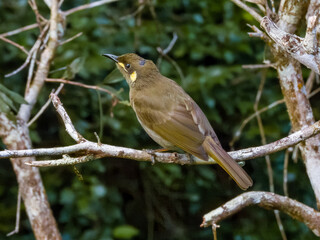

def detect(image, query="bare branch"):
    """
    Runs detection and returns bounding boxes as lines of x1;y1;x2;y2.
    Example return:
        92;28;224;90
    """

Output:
26;154;96;167
0;23;38;38
0;36;29;55
158;32;178;55
120;3;145;20
50;93;85;143
17;3;60;122
261;16;320;74
59;32;83;45
229;98;285;148
6;191;21;237
0;0;118;39
230;80;320;148
254;71;287;239
4;37;43;78
283;148;291;197
28;84;64;126
201;191;320;236
45;78;116;97
157;33;185;82
63;0;119;16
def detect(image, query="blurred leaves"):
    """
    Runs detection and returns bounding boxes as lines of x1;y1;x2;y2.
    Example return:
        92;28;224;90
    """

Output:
63;57;86;79
103;68;125;84
0;83;27;113
113;225;139;239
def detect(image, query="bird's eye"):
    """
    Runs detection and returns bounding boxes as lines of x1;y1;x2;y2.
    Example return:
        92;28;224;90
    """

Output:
125;64;131;69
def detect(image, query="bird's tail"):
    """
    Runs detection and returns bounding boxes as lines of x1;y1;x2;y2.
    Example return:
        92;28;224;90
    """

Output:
202;136;253;190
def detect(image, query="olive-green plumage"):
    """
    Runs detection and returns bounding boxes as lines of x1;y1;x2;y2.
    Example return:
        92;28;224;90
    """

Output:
103;53;253;190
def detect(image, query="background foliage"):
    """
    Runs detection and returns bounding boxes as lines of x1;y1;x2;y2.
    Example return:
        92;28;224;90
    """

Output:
0;0;318;239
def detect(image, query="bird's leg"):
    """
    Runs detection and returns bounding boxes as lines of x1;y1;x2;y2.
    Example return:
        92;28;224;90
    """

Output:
154;148;170;152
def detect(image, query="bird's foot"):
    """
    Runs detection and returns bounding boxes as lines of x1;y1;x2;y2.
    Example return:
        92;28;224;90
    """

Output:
186;153;194;164
143;148;169;165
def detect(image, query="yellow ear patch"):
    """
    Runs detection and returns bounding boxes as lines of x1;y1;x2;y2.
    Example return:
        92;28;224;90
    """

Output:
130;71;137;82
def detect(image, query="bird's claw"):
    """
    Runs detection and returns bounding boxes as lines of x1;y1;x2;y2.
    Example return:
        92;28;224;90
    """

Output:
144;149;157;165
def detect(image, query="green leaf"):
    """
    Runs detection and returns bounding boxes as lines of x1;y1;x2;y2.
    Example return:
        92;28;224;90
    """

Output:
0;84;27;105
0;92;17;112
62;57;85;79
0;95;11;113
103;68;124;84
113;225;139;239
118;100;130;106
0;84;28;113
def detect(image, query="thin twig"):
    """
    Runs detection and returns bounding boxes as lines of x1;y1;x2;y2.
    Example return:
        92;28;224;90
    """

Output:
0;23;38;38
5;49;34;78
306;71;316;94
45;78;115;97
59;32;83;45
120;3;145;20
283;148;291;197
157;33;184;82
201;191;320;236
230;86;320;148
254;71;274;192
160;32;178;55
63;0;119;16
229;99;285;148
0;36;29;55
6;190;21;237
28;0;47;30
5;24;48;79
0;0;117;39
50;93;85;143
28;84;64;126
26;50;38;94
254;70;287;240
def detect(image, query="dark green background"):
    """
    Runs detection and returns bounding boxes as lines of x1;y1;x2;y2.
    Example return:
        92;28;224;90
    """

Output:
0;0;318;239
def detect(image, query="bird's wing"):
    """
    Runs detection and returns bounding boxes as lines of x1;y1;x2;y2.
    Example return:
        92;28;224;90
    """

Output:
134;96;213;160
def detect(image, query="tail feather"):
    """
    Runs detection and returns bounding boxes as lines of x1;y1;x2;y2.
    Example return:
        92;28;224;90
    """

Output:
202;136;253;190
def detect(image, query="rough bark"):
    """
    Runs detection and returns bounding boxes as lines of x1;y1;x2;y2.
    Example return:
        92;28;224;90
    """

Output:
273;1;320;208
0;0;62;239
201;191;320;236
0;114;61;239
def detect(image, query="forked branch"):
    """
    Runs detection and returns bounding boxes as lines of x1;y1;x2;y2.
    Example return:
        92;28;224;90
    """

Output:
201;191;320;236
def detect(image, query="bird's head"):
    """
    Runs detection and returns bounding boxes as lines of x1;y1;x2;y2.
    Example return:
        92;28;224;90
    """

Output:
103;53;160;88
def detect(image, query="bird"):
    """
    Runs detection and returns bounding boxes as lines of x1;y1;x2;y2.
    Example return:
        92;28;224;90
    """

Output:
103;53;253;190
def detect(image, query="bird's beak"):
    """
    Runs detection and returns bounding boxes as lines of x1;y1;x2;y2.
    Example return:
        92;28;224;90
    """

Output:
102;54;119;63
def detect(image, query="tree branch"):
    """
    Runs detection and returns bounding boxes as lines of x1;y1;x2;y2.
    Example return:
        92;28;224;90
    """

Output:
17;1;60;122
261;16;320;74
201;191;320;236
0;1;62;239
63;0;119;16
